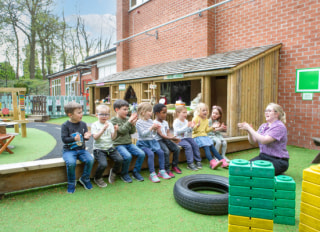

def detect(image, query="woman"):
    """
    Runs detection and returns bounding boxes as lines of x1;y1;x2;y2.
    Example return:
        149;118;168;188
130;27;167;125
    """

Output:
238;103;289;175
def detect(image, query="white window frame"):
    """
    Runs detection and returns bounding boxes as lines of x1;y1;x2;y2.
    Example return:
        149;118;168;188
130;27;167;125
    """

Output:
130;0;150;10
52;79;61;96
65;75;79;96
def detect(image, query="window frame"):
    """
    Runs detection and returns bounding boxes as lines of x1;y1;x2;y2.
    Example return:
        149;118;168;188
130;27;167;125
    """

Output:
129;0;150;10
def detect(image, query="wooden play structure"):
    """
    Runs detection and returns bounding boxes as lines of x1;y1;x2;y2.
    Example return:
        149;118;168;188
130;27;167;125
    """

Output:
0;88;28;137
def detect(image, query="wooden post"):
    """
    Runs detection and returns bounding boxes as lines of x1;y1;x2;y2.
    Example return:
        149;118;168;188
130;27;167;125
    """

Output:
12;91;19;134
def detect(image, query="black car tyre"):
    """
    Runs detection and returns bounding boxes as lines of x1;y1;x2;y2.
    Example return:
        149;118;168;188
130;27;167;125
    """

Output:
173;174;229;215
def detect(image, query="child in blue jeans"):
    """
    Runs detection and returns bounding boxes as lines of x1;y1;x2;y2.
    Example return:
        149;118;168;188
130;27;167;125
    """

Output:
136;102;171;183
61;101;94;194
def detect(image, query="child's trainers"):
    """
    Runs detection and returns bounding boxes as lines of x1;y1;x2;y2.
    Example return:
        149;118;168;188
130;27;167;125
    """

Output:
187;163;198;171
167;171;175;178
172;166;182;174
108;168;117;184
132;171;144;182
94;177;107;188
120;174;133;183
196;161;203;169
158;170;171;179
79;177;93;190
67;184;76;194
149;172;160;183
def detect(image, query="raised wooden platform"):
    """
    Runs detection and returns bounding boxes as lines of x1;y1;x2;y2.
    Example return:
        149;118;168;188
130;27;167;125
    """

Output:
0;136;254;196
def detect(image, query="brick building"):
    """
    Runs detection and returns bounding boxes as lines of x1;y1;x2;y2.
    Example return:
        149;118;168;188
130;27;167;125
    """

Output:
113;0;320;149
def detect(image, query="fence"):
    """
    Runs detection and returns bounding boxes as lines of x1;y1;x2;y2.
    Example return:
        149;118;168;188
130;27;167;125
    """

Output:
0;95;88;118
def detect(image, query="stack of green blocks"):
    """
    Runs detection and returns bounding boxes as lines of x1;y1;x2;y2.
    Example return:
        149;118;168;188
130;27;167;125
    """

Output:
228;159;274;231
274;175;296;225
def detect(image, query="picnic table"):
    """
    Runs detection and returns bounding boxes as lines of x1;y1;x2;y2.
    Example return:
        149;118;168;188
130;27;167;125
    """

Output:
0;122;17;154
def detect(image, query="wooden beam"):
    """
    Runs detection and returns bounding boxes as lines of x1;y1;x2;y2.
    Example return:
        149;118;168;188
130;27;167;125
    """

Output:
0;88;27;93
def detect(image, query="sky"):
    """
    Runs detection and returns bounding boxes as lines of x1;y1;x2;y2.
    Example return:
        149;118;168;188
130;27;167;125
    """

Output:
54;0;116;16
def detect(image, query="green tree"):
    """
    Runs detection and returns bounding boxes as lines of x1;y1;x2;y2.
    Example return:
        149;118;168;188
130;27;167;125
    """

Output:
0;61;16;80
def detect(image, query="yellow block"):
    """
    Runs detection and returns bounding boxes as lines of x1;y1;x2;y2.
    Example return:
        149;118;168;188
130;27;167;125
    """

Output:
300;202;320;217
302;180;320;196
228;215;273;230
303;165;320;185
300;213;320;231
301;191;320;208
299;222;319;232
228;224;272;232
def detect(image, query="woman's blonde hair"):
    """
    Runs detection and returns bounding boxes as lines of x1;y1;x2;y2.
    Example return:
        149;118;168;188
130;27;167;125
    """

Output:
194;103;209;118
174;105;187;118
137;102;153;118
268;103;286;124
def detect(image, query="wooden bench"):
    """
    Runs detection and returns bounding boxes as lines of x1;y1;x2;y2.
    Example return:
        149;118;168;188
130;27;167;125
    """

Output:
0;136;254;196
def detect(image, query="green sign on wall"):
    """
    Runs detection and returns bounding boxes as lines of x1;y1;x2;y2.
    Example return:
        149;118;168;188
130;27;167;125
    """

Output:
296;68;320;92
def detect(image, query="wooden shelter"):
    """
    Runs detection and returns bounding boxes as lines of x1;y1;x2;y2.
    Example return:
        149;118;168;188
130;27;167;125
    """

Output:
89;44;281;150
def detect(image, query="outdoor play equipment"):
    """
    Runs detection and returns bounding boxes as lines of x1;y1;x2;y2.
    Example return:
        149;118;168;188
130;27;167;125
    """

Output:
0;88;28;137
173;174;229;215
228;159;297;231
299;164;320;231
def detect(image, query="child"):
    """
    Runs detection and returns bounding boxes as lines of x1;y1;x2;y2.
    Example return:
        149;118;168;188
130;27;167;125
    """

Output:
192;103;229;169
153;103;181;178
208;105;229;162
173;105;202;171
61;101;94;194
136;102;171;183
91;104;123;187
110;100;145;183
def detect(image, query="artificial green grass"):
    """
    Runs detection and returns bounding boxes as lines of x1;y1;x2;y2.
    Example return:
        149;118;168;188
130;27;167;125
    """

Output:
0;146;317;231
0;128;56;164
47;115;97;125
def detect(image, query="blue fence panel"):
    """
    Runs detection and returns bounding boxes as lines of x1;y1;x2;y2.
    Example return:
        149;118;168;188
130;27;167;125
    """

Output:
0;95;87;118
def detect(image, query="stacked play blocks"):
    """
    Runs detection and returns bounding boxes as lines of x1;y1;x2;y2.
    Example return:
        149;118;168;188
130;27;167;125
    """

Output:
228;159;274;232
299;164;320;232
274;175;296;225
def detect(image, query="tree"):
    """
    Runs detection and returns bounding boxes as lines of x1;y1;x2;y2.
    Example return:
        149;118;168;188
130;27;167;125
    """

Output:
0;0;24;79
0;61;16;81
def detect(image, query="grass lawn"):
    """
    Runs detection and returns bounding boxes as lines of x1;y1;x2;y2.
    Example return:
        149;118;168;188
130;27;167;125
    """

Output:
0;146;317;231
47;115;97;125
0;128;56;165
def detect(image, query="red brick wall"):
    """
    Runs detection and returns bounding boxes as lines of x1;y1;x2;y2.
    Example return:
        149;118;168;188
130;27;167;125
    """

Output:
213;0;320;148
117;0;215;71
117;0;320;149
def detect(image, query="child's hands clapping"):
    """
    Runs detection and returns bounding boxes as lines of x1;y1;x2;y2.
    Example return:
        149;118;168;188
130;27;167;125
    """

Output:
188;121;195;128
128;112;138;124
114;124;119;131
151;123;161;131
103;122;109;130
84;131;91;139
74;133;81;141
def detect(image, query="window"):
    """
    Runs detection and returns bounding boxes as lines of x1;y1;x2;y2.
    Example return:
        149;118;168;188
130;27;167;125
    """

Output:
98;63;116;80
65;75;79;96
130;0;149;9
52;79;61;96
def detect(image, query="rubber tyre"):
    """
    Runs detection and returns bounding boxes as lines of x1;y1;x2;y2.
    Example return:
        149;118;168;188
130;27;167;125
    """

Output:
173;174;229;215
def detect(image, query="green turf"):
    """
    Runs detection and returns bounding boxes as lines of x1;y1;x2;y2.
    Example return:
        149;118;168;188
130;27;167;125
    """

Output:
47;115;97;125
0;128;56;164
0;146;316;231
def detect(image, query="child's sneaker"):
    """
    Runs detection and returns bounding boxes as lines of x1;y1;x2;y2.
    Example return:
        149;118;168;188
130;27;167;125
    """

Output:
149;172;160;183
196;161;203;169
94;177;107;188
172;166;182;174
221;159;229;169
108;168;117;184
121;174;133;183
167;171;175;178
158;170;171;179
79;177;93;190
67;184;76;194
132;171;144;182
222;154;230;162
210;159;223;170
187;163;198;171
